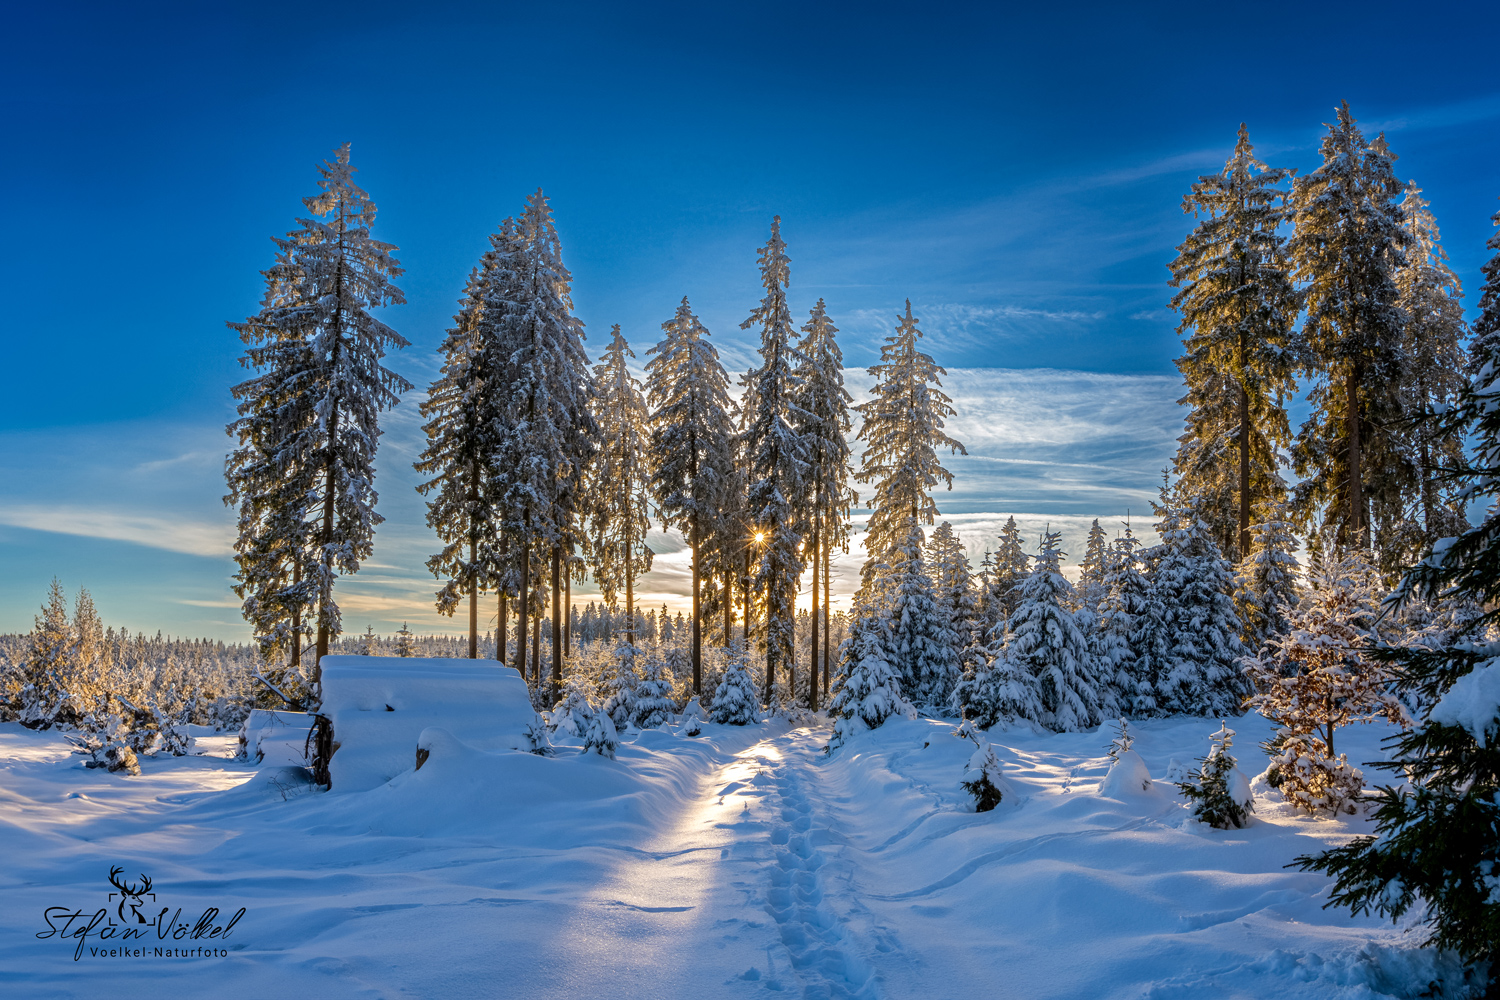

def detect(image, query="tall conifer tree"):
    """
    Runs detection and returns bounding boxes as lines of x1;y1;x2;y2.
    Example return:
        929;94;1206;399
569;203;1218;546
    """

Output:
1169;125;1299;561
646;298;734;695
740;217;810;699
587;325;655;645
1289;103;1410;552
1391;183;1470;571
416;252;505;657
855;300;966;594
227;144;409;689
793;298;856;709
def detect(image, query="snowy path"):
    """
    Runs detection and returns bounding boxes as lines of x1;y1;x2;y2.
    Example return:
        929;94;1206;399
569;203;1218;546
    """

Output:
0;716;1480;999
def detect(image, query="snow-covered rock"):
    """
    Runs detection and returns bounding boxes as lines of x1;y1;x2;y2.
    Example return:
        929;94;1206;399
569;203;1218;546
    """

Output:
319;656;539;791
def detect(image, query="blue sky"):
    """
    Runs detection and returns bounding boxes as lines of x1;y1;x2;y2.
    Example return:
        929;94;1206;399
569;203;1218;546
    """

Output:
2;1;1497;639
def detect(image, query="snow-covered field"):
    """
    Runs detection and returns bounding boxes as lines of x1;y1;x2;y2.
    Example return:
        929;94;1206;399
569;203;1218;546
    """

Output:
0;713;1472;999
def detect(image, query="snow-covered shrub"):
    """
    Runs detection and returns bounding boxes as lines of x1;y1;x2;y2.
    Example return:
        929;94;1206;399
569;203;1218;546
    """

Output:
582;710;618;759
709;646;758;726
1176;722;1252;829
1271;733;1365;815
548;676;594;737
829;612;911;745
1246;549;1408;815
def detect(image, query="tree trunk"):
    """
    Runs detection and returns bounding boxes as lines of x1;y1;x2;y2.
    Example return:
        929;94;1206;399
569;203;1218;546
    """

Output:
564;562;572;657
551;547;562;704
809;525;819;712
1347;364;1366;549
497;590;506;663
516;549;529;678
723;567;733;647
691;516;702;696
314;203;347;688
291;555;302;669
531;608;541;686
823;541;831;699
468;537;478;660
1238;331;1251;561
626;562;635;648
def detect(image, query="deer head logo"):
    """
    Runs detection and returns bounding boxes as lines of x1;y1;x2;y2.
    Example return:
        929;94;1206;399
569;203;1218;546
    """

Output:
107;867;153;924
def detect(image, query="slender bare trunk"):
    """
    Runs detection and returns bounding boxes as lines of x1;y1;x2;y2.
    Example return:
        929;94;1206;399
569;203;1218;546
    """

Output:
1348;364;1365;548
497;590;506;662
822;541;831;699
1238;331;1251;560
314;203;347;687
551;547;562;703
291;555;302;669
531;608;540;686
564;563;572;657
468;565;477;658
516;548;529;678
809;525;819;712
691;516;702;696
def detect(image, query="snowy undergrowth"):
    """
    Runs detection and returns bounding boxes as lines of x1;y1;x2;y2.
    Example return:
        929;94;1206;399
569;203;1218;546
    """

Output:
0;715;1478;999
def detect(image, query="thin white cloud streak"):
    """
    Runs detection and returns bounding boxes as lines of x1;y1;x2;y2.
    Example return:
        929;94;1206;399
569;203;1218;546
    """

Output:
0;505;233;557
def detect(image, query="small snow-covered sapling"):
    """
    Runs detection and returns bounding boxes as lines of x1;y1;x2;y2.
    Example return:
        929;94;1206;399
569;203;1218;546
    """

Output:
1176;721;1252;830
958;722;1005;812
1106;718;1133;762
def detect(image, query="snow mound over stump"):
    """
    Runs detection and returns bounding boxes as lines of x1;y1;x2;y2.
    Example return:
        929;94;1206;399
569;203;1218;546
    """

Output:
319;655;538;791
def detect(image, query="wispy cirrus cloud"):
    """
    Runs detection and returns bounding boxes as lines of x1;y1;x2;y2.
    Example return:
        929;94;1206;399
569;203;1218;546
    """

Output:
0;505;233;558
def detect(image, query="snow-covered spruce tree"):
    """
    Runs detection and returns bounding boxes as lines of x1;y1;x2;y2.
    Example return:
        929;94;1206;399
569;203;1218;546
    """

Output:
960;729;1007;813
16;579;80;729
709;644;759;725
1296;280;1500;970
415;255;505;657
855;300;966;601
1149;490;1249;717
1471;198;1500;369
1290;103;1410;556
792;298;856;710
879;519;960;710
226;144;409;689
1175;721;1253;830
829;604;912;746
582;709;618;759
1078;519;1110;610
1246;549;1408;815
1098;527;1152;716
928;521;983;683
632;655;675;730
586;325;654;644
394;622;416;657
646;297;734;696
603;639;640;733
488;192;598;698
740;217;811;702
1169;124;1299;563
980;516;1031;631
1004;530;1101;732
1391;183;1470;571
1234;503;1302;656
954;644;1043;732
548;674;594;737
